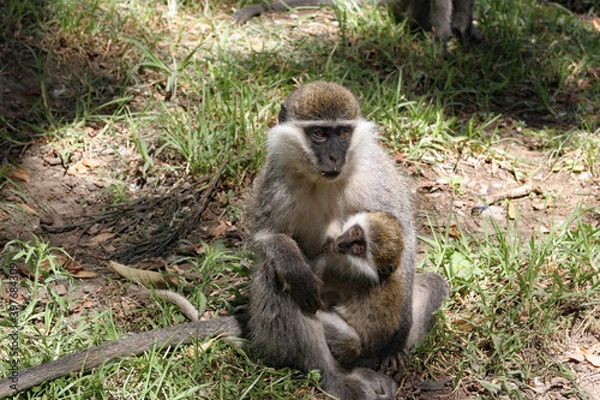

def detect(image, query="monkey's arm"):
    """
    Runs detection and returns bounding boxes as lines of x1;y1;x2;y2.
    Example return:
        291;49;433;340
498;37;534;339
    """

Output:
0;317;243;399
253;231;323;313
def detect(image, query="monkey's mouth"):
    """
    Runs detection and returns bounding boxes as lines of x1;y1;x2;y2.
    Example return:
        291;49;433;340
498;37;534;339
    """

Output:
319;170;341;180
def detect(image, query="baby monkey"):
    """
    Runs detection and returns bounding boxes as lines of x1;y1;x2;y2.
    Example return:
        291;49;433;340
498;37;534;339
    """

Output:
315;212;447;369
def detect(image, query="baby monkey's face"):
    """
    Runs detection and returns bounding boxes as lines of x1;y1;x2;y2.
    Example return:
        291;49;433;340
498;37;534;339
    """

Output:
333;224;367;258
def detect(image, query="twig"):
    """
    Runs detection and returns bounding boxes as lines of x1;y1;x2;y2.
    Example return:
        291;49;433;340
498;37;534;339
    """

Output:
485;182;543;206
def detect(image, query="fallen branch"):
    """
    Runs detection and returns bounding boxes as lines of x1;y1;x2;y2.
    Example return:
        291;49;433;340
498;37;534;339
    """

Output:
485;182;543;206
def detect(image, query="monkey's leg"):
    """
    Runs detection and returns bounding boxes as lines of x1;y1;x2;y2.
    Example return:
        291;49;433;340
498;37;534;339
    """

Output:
430;0;453;55
406;272;448;348
451;0;482;43
318;310;362;368
0;317;242;398
381;272;448;372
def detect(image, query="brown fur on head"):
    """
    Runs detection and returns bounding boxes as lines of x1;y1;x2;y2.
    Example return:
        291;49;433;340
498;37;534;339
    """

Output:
278;81;361;123
366;212;404;279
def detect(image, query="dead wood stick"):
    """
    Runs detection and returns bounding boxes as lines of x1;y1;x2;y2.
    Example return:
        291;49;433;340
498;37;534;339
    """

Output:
485;182;543;205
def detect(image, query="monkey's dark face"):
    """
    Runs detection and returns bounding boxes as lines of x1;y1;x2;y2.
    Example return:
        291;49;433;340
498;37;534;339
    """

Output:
303;125;353;180
334;224;367;257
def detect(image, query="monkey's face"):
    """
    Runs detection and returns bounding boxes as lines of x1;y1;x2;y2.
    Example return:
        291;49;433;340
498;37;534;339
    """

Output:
303;124;354;180
334;223;367;258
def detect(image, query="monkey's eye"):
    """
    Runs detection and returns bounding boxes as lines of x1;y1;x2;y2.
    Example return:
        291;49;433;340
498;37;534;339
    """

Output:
338;129;349;139
352;227;360;237
311;129;327;142
353;245;364;255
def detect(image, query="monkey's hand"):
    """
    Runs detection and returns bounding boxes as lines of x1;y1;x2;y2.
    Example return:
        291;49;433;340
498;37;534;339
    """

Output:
232;4;266;23
280;261;324;314
254;231;324;313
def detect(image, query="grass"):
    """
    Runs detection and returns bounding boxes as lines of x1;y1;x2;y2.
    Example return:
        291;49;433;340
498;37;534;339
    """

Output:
422;209;600;397
1;0;599;398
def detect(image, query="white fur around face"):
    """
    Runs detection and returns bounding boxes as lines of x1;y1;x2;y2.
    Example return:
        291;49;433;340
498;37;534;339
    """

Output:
340;212;369;234
346;255;379;284
257;119;383;257
324;219;343;240
267;123;317;177
339;213;379;285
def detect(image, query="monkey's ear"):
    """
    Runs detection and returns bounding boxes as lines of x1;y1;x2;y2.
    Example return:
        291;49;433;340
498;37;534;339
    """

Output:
278;103;288;123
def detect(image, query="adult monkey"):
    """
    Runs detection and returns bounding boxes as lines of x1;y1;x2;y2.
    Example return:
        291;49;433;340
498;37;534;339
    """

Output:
232;0;481;55
245;80;438;399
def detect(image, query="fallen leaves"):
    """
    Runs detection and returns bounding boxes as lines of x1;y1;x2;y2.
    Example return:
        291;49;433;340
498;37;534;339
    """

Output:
592;17;600;33
107;260;180;289
66;157;103;176
569;343;600;368
87;232;116;247
6;168;31;182
185;334;225;357
16;203;38;215
209;220;233;238
17;255;97;280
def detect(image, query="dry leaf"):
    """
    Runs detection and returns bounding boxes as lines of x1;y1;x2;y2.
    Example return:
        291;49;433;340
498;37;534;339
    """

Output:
210;221;232;238
593;17;600;32
531;201;546;211
186;335;224;357
570;344;600;368
394;152;406;162
69;299;97;313
7;169;31;182
453;318;476;331
508;201;517;220
135;257;167;271
448;224;461;239
180;242;206;254
66;161;88;176
88;232;115;247
569;350;585;363
59;256;82;271
578;344;600;368
107;261;180;289
81;158;101;168
16;203;38;215
70;269;98;279
539;225;551;234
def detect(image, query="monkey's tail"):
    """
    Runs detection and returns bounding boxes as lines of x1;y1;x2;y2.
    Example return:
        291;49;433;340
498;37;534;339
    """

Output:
0;317;244;399
135;287;200;322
